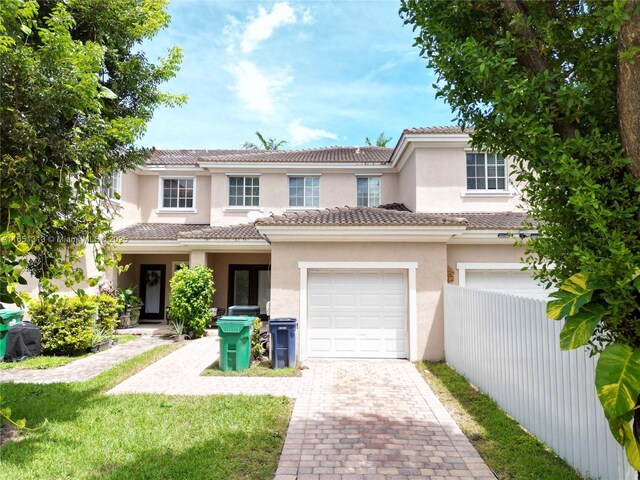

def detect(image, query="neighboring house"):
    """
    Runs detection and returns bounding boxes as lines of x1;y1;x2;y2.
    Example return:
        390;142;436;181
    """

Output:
104;125;543;361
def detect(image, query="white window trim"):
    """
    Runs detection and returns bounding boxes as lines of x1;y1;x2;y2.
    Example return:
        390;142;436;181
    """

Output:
171;260;190;275
356;176;381;207
298;261;418;362
465;152;509;193
227;175;260;208
456;262;527;287
288;176;320;208
157;176;197;212
102;171;122;203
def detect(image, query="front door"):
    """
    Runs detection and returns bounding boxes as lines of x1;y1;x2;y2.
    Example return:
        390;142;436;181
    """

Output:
228;264;270;314
140;264;166;320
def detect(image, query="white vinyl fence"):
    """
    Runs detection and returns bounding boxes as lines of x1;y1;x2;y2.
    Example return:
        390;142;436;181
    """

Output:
443;284;635;480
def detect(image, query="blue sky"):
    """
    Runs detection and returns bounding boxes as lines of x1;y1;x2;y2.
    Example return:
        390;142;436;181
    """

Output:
140;0;455;149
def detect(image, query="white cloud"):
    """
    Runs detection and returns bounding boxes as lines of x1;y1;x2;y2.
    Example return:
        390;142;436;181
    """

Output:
225;60;292;117
287;120;337;146
241;2;297;53
224;3;312;54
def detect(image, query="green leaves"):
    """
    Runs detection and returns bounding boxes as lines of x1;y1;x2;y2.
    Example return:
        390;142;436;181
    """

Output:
559;303;606;350
595;344;640;419
547;273;594;320
595;344;640;470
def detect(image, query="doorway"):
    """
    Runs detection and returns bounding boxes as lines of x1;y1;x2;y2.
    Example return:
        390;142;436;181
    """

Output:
227;264;270;314
140;264;166;321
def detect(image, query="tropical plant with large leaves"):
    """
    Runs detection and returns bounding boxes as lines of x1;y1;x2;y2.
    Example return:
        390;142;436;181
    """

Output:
400;0;640;471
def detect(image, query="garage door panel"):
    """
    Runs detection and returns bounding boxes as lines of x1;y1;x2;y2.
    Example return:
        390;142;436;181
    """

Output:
307;270;408;359
309;315;331;329
335;316;356;329
466;270;550;299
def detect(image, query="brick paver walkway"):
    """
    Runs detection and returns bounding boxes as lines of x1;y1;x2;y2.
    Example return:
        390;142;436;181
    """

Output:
0;336;167;384
107;337;494;479
275;359;495;480
108;336;302;396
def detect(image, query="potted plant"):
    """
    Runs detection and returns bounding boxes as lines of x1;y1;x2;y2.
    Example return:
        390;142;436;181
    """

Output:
170;319;187;342
89;327;111;352
117;286;143;328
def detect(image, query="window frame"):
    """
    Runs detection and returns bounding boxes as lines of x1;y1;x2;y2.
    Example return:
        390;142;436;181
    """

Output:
101;171;122;201
288;176;320;208
356;176;381;207
465;152;508;192
158;176;196;212
227;175;260;208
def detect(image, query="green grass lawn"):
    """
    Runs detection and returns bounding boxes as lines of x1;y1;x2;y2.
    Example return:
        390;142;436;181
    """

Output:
0;344;292;480
0;335;141;371
202;359;301;377
416;362;582;480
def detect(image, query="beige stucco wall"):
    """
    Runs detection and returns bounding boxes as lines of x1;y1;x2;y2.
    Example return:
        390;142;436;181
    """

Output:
413;147;521;213
207;252;271;309
397;151;417;212
446;243;526;285
270;241;448;361
112;171;141;231
209;172;400;225
137;174;211;224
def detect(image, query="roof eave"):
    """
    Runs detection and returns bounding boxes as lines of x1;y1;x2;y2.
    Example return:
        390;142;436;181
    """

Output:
255;224;467;243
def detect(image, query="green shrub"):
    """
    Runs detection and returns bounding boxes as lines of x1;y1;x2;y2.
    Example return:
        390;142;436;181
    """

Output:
251;317;265;360
28;294;120;355
96;294;118;337
168;265;215;339
29;296;95;355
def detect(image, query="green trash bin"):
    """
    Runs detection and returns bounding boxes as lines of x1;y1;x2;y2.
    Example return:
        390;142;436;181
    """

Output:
216;316;255;372
0;309;25;360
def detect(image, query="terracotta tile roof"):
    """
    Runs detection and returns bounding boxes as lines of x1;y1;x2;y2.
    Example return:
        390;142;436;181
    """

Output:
402;126;474;135
177;223;264;240
455;212;534;230
145;146;392;166
254;206;468;227
199;146;392;164
255;208;532;230
114;223;264;241
147;149;248;166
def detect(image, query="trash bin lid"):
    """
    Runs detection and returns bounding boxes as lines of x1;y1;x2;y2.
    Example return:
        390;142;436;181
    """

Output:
217;316;255;331
0;310;25;323
269;318;297;326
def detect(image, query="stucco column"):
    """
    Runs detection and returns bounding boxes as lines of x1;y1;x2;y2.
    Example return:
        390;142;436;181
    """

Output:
189;250;207;267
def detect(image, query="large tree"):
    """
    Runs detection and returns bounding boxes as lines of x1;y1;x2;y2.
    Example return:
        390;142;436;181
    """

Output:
400;0;640;471
242;131;287;150
0;0;184;304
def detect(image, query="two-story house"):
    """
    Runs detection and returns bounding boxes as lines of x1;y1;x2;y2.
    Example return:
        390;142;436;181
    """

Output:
104;126;543;362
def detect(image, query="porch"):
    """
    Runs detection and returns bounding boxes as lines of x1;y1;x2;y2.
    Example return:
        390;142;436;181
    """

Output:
117;251;271;324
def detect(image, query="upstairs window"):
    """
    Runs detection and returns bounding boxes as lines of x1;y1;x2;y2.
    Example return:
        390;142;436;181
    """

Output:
466;153;507;190
162;178;194;209
289;176;319;207
101;171;122;200
228;176;260;207
356;177;381;207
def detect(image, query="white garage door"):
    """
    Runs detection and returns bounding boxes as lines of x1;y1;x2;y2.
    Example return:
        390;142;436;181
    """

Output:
307;270;408;358
466;270;549;299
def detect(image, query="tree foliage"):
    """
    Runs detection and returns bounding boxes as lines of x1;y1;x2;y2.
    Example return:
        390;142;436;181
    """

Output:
242;131;287;150
0;0;184;305
167;265;215;339
400;0;640;470
364;132;393;147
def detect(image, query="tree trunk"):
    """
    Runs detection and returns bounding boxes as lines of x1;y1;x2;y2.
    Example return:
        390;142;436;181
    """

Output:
617;0;640;179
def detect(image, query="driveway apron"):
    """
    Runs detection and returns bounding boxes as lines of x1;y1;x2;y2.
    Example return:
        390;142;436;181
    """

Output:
275;359;495;480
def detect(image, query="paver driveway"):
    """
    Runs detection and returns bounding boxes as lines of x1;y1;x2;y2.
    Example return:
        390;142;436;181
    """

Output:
276;359;495;480
107;337;494;479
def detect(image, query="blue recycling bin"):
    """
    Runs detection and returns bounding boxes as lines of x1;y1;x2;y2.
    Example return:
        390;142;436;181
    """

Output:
269;318;297;369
